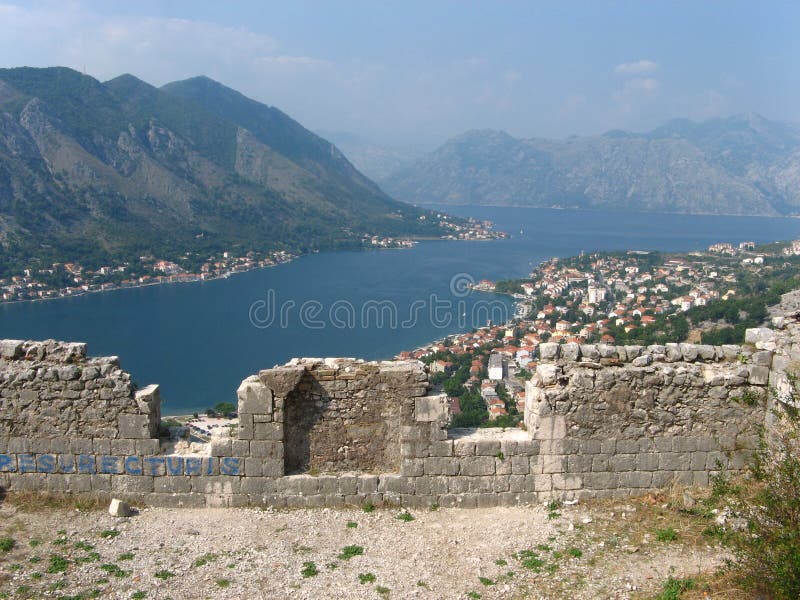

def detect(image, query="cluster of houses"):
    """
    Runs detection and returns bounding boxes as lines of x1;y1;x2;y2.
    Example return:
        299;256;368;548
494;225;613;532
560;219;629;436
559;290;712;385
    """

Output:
400;240;786;422
0;250;295;303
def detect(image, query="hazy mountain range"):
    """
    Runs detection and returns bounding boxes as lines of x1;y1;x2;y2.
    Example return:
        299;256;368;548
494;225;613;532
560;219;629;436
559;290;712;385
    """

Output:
381;114;800;216
0;67;448;273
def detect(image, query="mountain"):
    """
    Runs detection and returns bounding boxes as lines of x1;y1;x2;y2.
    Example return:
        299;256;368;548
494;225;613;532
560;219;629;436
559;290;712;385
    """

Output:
0;67;448;275
315;131;421;181
382;114;800;216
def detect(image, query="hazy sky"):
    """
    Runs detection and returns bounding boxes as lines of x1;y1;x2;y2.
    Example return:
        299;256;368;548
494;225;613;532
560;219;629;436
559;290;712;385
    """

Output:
0;1;797;148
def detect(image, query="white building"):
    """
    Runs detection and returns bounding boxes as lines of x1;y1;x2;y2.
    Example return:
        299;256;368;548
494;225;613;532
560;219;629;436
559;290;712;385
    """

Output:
587;285;607;305
488;353;507;381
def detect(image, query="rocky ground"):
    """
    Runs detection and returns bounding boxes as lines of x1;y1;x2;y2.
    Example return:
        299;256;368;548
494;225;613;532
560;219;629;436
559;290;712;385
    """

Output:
0;492;730;600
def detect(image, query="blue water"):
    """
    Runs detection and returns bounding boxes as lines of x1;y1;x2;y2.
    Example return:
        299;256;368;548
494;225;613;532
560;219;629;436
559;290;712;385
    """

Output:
2;207;799;413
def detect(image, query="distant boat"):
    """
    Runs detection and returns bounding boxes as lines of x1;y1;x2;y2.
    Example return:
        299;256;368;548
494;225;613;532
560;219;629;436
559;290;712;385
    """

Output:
520;229;524;235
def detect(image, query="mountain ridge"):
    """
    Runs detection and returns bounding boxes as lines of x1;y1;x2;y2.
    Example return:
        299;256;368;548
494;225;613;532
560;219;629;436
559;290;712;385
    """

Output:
381;114;800;216
0;67;450;276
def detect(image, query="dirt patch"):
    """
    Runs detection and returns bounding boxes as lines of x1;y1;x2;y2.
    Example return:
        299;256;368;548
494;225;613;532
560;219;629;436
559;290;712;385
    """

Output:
0;494;731;599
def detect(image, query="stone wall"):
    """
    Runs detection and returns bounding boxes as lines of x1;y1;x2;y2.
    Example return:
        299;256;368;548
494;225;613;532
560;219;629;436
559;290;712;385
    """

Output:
0;332;789;508
0;339;160;440
525;342;768;497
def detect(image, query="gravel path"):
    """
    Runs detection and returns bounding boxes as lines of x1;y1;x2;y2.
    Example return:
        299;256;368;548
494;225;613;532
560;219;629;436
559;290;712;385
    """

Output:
0;500;725;599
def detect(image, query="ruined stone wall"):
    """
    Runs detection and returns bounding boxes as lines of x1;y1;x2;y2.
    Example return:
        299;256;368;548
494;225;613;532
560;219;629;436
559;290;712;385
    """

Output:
525;341;768;497
0;333;787;509
0;339;160;440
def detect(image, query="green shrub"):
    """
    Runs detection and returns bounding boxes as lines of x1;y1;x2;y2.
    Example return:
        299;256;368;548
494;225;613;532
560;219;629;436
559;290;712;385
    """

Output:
47;554;69;573
654;576;695;600
655;527;679;542
0;537;14;552
300;562;318;578
362;502;375;513
153;570;174;580
338;545;364;560
396;511;414;522
358;572;376;584
721;389;800;599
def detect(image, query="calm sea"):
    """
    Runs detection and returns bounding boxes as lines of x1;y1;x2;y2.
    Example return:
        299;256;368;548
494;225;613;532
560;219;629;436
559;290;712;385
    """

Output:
2;207;798;413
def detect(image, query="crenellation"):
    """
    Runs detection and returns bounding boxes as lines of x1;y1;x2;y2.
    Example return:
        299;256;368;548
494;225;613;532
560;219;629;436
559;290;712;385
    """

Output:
0;321;796;507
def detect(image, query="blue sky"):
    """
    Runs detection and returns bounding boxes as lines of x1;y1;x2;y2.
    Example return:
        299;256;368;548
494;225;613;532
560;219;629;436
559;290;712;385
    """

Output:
0;1;796;148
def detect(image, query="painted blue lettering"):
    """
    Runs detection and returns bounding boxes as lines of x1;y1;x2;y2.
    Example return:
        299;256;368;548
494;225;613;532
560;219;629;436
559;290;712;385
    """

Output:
77;454;96;474
143;456;164;476
99;455;122;474
124;456;142;476
184;457;201;476
18;454;36;473
220;457;241;476
165;456;183;476
36;454;56;473
58;455;76;473
205;457;217;475
0;454;16;472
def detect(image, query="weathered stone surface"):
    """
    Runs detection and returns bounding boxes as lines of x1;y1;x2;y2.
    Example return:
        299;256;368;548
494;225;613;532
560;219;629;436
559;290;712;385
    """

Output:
415;394;447;422
108;498;132;517
538;343;559;360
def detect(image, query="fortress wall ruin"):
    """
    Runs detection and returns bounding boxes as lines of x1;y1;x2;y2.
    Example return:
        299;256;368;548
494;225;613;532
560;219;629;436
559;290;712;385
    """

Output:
0;323;791;508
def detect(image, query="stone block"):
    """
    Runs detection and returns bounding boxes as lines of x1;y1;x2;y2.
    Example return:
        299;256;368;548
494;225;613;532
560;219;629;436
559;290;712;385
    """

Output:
423;457;459;476
401;458;424;477
552;474;582;490
145;493;206;508
533;416;566;440
591;455;609;472
615;439;639;454
238;414;254;440
541;455;566;474
747;365;770;385
135;439;161;455
496;457;511;475
619;471;653;489
357;475;379;495
610;454;635;472
584;472;618;490
475;440;501;456
460;456;496;476
338;475;358;496
659;452;689;471
210;439;232;457
111;439;136;456
191;476;240;495
154;477;192;493
253;422;283;441
111;475;154;494
566;454;593;473
414;394;447;422
536;363;559;385
538;342;559;360
118;414;151;439
237;377;273;414
453;439;475;456
249;441;283;459
561;343;581;361
511;455;530;475
636;453;659;471
429;440;453;457
744;327;775;345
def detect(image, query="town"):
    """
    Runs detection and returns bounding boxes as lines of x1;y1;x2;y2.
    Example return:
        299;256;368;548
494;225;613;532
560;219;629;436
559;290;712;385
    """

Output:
398;238;800;429
0;216;502;303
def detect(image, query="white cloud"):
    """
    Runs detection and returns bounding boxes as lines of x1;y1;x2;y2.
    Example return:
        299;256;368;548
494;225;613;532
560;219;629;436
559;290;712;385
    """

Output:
559;94;587;116
614;59;659;77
